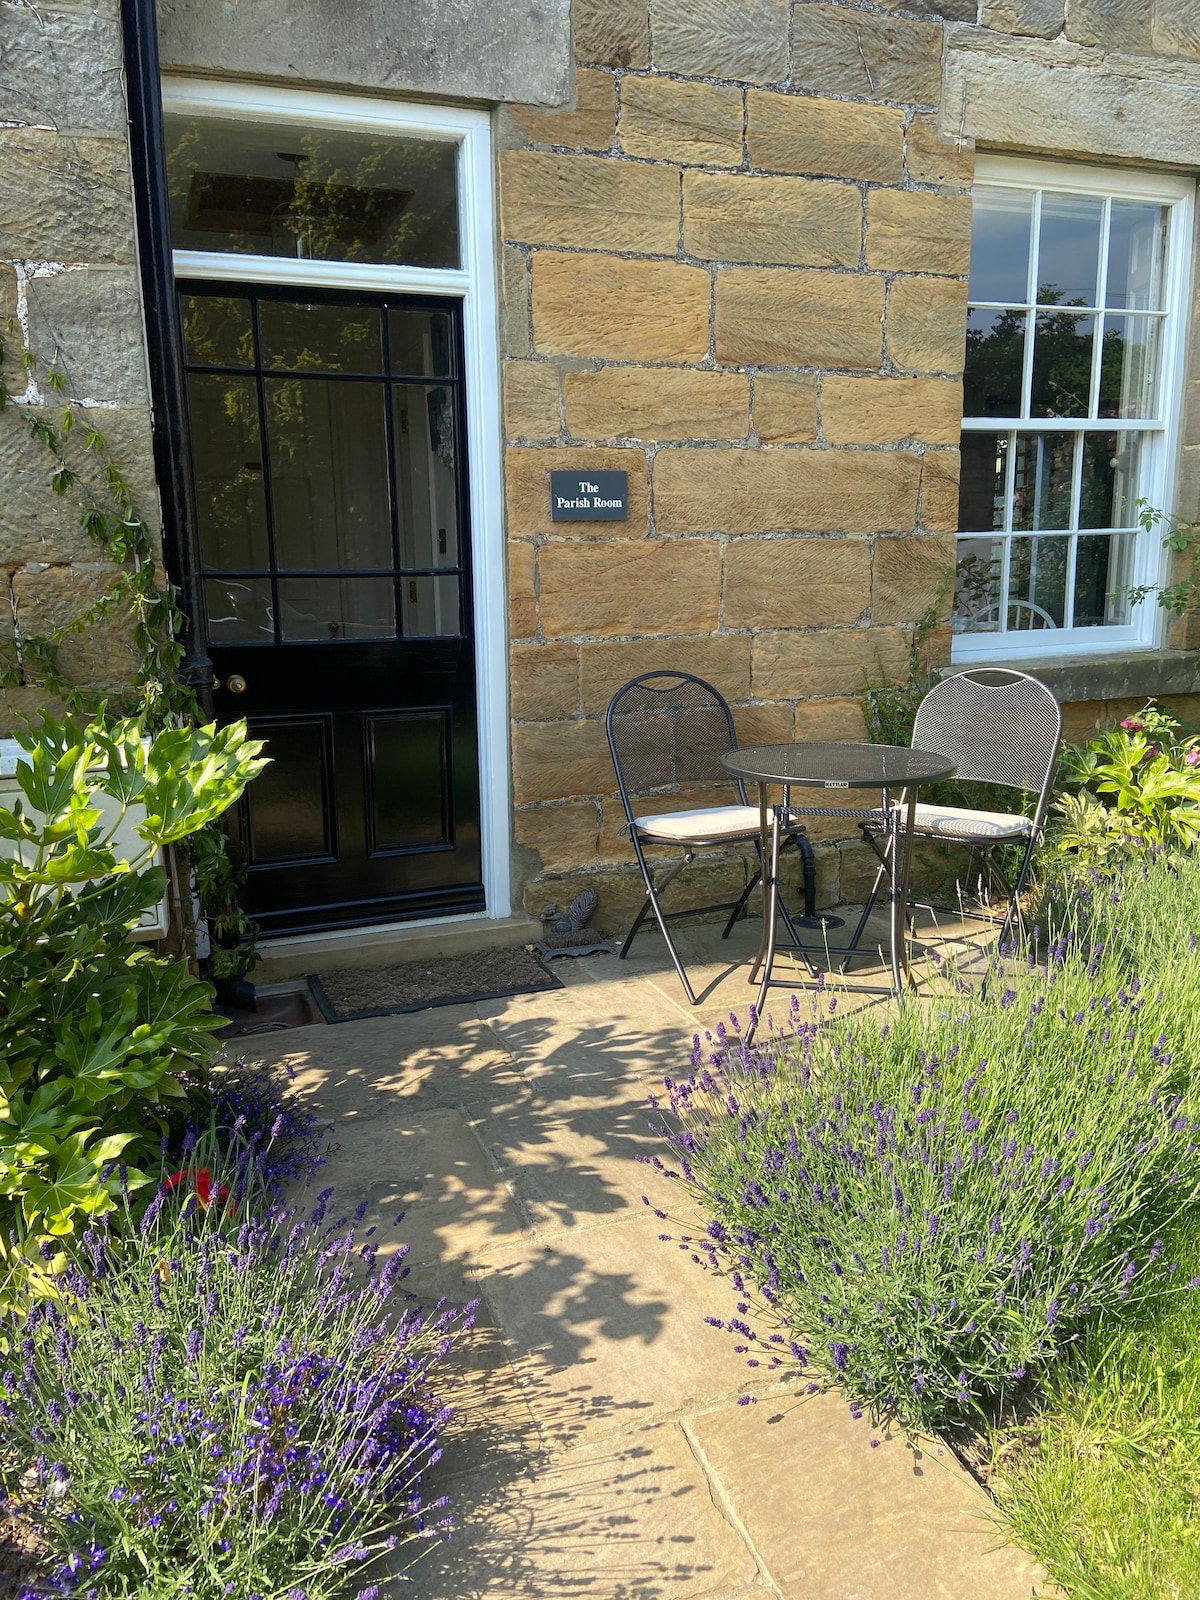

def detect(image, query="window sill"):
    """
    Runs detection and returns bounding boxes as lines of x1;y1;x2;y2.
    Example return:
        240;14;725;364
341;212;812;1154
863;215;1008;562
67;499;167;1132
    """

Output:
943;648;1200;705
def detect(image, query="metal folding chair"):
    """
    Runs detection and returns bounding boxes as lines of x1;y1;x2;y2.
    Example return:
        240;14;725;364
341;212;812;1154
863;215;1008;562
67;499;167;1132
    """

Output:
851;667;1062;951
606;670;810;1004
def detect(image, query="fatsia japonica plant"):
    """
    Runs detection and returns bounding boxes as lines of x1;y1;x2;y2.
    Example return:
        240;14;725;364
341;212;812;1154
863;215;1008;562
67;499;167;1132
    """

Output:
0;712;266;1308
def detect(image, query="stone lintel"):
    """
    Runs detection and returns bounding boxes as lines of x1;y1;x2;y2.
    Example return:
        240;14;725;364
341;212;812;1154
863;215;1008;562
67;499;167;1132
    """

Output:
158;0;572;108
942;25;1200;165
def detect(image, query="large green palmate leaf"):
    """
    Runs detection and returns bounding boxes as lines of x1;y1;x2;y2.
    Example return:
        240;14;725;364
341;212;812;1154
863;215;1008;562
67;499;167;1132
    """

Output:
18;1130;138;1235
10;734;90;821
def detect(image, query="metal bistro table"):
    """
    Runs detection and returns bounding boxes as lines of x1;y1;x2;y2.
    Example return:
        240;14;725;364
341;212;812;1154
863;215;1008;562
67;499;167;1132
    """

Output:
721;743;956;1033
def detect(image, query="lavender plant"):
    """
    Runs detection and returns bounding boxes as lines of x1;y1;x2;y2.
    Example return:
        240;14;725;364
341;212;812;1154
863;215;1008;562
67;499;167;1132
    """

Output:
652;856;1200;1436
174;1056;328;1194
0;1154;474;1599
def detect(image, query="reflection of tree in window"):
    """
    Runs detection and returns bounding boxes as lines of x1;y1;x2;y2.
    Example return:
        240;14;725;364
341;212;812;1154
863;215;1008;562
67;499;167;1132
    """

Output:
1029;292;1093;418
164;116;459;269
963;309;1025;416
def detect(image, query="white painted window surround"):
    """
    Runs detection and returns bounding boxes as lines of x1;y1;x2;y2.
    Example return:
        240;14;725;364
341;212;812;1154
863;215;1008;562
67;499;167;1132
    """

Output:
954;155;1195;664
160;77;511;922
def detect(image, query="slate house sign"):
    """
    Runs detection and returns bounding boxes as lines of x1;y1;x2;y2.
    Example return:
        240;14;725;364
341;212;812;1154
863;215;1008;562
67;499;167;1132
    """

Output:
549;469;629;521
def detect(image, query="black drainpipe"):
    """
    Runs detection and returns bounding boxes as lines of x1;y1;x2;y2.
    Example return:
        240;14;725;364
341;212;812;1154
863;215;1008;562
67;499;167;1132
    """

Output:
119;0;214;714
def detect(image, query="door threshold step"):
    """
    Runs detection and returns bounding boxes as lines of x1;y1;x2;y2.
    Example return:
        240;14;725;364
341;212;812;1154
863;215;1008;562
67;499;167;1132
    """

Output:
252;912;542;985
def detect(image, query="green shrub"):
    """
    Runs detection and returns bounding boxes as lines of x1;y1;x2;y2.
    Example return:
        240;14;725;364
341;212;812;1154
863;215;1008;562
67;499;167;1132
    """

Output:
0;712;265;1306
653;855;1200;1436
1052;701;1200;872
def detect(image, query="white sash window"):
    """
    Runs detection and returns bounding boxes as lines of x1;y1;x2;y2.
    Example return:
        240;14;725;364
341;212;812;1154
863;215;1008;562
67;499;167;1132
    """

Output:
954;157;1194;660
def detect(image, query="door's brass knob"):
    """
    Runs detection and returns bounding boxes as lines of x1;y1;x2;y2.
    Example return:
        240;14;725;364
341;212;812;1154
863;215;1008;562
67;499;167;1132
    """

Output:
227;674;248;695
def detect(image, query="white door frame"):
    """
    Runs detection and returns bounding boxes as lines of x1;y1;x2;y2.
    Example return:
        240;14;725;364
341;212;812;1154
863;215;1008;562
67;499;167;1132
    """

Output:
161;76;511;923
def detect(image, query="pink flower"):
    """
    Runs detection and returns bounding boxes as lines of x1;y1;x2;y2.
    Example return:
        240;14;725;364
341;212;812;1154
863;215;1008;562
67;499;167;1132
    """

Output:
1120;718;1144;732
1186;749;1200;768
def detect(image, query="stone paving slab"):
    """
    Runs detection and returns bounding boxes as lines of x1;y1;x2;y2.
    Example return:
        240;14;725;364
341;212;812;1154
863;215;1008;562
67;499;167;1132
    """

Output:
409;1422;763;1600
474;1215;753;1454
246;906;1040;1598
467;1082;685;1236
686;1393;1044;1599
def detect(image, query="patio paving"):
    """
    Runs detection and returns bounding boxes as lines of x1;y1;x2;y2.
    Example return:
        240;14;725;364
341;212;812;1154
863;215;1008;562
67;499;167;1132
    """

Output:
247;912;1044;1599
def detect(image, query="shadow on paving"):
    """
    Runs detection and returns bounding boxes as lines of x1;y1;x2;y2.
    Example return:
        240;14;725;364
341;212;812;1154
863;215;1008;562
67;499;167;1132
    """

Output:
241;906;1018;1600
407;1427;745;1600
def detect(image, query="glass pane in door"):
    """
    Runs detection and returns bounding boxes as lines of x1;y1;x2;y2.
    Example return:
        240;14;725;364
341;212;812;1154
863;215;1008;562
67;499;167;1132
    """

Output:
265;377;392;571
259;300;382;373
277;577;395;640
184;285;468;648
187;373;270;570
393;385;460;567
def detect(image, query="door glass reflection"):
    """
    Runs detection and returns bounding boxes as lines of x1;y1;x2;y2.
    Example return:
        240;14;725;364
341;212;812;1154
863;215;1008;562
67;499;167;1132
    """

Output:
181;295;254;367
265;378;392;570
259;300;382;372
388;309;455;377
277;577;396;640
401;575;461;637
188;373;270;570
205;577;273;643
393;385;459;568
165;115;460;268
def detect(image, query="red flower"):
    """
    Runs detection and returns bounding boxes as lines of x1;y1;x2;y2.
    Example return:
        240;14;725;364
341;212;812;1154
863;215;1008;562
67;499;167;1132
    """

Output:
163;1167;234;1214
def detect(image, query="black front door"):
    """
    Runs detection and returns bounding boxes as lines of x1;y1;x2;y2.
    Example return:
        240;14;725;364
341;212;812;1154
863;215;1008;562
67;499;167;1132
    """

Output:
179;282;483;935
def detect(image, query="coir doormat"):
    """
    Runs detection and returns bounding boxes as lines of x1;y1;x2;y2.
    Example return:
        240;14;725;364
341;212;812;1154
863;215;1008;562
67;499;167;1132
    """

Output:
307;944;563;1022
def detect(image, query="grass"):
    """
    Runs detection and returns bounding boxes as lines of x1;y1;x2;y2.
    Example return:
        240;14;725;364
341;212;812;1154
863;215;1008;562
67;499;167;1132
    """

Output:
994;1229;1200;1599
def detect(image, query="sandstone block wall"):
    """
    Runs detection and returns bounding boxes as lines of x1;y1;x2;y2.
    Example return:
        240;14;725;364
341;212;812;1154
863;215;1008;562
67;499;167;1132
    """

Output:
500;0;973;922
0;0;153;732
501;0;1200;926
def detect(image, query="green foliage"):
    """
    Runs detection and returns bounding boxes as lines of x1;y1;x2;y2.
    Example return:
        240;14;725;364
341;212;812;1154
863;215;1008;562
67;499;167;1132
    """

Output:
190;824;258;980
656;854;1200;1437
0;321;188;725
1051;700;1200;868
1;314;262;981
1125;499;1200;619
0;713;266;1305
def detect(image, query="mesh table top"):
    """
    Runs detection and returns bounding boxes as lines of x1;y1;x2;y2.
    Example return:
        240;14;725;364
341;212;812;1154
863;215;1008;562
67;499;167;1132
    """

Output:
722;742;956;789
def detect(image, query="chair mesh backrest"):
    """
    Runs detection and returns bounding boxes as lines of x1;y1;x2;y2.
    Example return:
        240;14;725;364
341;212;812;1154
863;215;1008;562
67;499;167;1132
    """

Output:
912;669;1062;794
608;673;738;798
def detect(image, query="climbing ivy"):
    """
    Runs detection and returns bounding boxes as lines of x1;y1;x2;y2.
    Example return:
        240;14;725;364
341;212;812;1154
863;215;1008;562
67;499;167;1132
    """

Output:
0;315;259;978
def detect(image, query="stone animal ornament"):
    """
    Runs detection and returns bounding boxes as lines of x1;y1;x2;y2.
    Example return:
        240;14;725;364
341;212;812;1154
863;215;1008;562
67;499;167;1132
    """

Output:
534;888;613;958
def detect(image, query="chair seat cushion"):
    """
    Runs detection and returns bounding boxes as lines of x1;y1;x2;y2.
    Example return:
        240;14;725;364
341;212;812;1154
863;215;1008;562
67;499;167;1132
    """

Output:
909;803;1033;841
635;804;764;843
